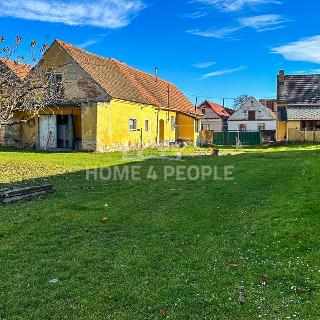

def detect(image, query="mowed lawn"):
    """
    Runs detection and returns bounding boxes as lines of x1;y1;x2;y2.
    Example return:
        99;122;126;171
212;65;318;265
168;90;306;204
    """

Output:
0;146;320;319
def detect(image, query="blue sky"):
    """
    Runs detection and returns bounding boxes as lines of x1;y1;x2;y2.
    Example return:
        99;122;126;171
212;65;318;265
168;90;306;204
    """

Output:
1;0;320;107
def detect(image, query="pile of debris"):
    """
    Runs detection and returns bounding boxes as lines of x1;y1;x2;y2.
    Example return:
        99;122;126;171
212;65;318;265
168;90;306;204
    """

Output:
0;184;54;205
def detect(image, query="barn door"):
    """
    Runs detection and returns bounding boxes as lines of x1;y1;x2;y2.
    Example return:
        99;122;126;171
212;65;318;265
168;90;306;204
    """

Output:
39;115;57;149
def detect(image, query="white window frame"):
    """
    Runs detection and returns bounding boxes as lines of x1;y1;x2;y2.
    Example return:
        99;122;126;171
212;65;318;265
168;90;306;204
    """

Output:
129;118;138;131
195;119;201;133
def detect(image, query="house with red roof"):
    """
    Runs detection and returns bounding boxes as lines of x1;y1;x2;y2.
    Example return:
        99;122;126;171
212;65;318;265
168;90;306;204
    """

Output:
198;100;234;131
3;40;201;151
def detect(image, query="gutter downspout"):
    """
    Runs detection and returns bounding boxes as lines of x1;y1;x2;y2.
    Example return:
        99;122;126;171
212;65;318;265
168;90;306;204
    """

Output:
155;108;160;146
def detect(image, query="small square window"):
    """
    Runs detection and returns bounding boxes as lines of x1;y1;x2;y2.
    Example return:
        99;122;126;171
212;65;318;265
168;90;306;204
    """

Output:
129;118;137;131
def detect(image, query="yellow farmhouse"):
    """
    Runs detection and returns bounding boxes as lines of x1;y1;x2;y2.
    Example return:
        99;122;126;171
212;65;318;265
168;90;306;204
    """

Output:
7;40;201;151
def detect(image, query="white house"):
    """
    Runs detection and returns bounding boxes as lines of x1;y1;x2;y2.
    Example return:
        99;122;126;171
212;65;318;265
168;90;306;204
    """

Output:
228;97;276;132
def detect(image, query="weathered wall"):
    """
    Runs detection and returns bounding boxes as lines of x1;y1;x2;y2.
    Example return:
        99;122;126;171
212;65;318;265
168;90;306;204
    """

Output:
42;42;110;103
228;120;276;131
202;119;223;131
81;103;98;151
0;124;20;147
0;125;5;146
95;99;177;152
229;97;276;121
1;108;82;148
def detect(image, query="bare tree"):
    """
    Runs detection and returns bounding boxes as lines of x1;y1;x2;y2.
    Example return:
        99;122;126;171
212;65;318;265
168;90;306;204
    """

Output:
0;36;61;126
233;95;249;110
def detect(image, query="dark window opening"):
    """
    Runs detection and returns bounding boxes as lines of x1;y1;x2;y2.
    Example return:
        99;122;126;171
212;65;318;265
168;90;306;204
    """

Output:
278;107;287;121
49;73;63;100
301;120;320;130
248;111;256;121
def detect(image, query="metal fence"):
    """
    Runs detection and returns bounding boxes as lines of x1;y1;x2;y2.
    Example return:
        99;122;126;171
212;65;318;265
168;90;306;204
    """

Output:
201;130;263;146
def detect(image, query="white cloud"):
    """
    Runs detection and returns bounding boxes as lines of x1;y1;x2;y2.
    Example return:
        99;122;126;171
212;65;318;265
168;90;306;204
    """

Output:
187;26;242;39
290;69;320;75
0;0;145;29
271;35;320;64
239;14;287;31
182;11;209;19
77;40;100;49
193;0;281;12
188;14;288;39
201;65;246;78
193;61;216;68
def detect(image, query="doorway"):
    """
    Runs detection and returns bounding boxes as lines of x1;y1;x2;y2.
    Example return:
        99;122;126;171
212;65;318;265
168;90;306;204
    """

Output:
159;119;165;143
39;115;74;150
57;115;74;149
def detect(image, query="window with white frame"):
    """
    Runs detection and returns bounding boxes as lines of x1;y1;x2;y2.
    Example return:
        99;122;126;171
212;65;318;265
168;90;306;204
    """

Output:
195;119;201;132
129;118;138;131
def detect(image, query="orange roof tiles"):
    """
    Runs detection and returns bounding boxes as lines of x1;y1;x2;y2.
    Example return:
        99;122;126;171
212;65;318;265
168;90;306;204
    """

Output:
0;58;31;79
55;40;199;117
200;101;234;118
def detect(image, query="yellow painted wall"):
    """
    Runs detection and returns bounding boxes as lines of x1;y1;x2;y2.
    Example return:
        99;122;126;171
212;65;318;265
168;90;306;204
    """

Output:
287;121;301;130
11;100;199;151
95;99;177;151
81;103;97;151
176;112;199;145
276;121;287;141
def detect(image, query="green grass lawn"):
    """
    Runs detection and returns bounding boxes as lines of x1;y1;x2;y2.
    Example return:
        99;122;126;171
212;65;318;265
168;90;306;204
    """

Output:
1;145;320;319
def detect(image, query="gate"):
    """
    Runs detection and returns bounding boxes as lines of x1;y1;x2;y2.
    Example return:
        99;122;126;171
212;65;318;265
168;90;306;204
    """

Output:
213;131;261;146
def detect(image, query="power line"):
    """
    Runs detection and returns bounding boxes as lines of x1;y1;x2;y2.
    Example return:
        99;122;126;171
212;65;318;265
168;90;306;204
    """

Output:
185;93;277;100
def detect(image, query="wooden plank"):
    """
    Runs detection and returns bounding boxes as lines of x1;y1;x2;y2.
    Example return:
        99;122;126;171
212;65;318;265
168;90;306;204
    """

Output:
2;190;54;204
0;184;54;205
0;185;53;198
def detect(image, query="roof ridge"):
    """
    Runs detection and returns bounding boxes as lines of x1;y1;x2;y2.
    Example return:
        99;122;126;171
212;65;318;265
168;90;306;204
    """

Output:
56;39;174;87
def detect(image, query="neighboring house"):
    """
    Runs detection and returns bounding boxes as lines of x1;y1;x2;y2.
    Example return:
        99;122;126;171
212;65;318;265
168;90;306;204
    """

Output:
0;59;31;147
259;99;277;113
277;70;320;142
228;97;276;132
198;100;234;131
6;40;201;151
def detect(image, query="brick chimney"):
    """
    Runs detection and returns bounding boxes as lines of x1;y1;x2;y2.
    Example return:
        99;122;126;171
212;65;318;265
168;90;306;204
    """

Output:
278;69;285;85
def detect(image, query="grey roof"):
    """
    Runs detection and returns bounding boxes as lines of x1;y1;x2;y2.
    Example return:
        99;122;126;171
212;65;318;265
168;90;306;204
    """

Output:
287;106;320;120
277;74;320;104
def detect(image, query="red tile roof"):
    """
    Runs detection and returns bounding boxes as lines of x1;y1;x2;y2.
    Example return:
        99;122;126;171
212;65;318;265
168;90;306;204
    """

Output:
200;101;234;118
55;40;199;117
0;58;31;79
